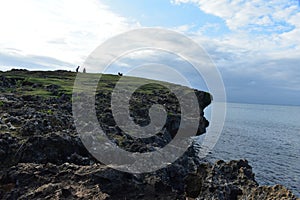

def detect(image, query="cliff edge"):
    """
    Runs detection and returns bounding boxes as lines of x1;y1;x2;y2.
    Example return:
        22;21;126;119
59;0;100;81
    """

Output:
0;70;298;199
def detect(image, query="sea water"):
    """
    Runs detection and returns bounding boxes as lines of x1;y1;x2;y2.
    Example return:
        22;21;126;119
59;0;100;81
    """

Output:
200;103;300;196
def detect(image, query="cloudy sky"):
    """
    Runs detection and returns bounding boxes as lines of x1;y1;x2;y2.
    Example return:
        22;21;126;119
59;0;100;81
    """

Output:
0;0;300;105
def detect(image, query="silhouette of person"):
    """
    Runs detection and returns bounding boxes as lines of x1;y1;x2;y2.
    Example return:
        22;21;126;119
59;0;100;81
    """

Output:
83;68;86;73
76;66;80;72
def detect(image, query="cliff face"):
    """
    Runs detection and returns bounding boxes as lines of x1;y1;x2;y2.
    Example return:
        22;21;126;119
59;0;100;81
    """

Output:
0;70;298;199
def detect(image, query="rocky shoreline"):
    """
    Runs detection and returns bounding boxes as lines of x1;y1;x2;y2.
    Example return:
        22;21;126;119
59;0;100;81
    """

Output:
0;70;298;199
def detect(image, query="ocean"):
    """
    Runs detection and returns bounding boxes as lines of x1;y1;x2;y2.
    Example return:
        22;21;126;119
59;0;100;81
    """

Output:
202;103;300;196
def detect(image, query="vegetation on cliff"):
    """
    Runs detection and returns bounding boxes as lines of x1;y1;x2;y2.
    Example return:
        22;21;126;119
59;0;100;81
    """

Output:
0;69;298;199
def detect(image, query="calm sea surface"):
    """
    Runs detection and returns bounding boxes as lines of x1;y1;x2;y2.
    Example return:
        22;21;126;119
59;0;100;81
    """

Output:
201;103;300;196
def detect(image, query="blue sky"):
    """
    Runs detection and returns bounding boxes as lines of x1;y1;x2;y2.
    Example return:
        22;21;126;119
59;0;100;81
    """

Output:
0;0;300;105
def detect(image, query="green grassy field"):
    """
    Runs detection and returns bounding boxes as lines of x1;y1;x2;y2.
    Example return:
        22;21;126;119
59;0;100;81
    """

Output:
0;70;199;98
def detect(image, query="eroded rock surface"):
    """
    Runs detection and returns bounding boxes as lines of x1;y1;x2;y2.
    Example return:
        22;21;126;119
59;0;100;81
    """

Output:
0;70;298;199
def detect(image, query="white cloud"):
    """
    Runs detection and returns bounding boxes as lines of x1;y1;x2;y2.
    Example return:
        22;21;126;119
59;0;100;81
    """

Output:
173;24;196;33
172;0;298;31
0;0;138;69
170;0;300;98
171;0;300;63
172;1;300;56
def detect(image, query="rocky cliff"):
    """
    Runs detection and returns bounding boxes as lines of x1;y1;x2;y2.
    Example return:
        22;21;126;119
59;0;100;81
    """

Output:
0;70;298;199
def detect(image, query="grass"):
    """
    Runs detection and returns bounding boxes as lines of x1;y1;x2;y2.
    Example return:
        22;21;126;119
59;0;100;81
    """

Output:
0;70;208;99
24;89;53;97
1;70;76;97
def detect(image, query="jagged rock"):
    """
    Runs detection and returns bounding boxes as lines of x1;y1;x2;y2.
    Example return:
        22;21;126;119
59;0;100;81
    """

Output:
246;185;298;200
0;76;17;88
18;133;93;165
0;70;298;199
45;84;61;96
184;160;257;199
4;116;22;126
184;160;298;200
1;159;297;200
0;133;20;168
0;124;8;131
0;163;182;200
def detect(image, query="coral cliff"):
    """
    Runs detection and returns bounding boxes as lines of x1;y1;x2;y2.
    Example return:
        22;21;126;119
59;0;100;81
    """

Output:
0;70;298;199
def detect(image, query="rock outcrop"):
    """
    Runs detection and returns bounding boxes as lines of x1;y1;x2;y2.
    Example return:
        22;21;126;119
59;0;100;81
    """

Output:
0;70;298;200
1;157;298;200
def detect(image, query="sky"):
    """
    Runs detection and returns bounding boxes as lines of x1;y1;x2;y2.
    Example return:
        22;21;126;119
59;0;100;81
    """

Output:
0;0;300;105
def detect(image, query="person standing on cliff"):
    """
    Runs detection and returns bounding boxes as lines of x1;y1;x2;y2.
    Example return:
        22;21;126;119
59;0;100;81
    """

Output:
76;66;80;73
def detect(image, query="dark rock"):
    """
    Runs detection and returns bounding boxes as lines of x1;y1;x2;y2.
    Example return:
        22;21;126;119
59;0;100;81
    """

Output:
0;70;298;199
1;160;297;200
67;153;91;165
18;133;93;165
184;159;260;200
45;84;60;95
4;116;22;126
61;187;72;198
0;133;20;168
32;83;43;88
